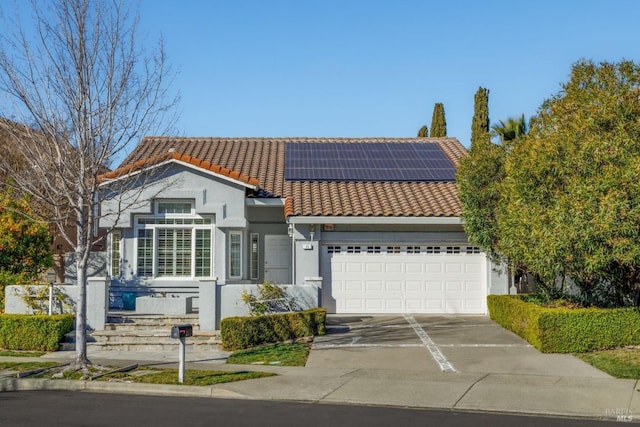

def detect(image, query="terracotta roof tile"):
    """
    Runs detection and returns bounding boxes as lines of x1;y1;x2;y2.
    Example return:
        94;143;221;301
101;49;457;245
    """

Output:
99;150;259;188
119;137;467;218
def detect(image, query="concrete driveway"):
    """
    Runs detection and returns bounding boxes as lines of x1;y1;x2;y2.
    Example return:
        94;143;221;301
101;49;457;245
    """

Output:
307;315;610;378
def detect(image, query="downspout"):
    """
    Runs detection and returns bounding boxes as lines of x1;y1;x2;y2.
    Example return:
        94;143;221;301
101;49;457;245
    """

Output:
288;222;295;285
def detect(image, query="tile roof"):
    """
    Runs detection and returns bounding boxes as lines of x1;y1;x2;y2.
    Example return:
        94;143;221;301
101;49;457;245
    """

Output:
99;151;259;187
120;137;467;218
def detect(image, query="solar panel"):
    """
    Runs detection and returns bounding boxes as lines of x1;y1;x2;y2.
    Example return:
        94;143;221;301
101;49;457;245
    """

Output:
284;142;456;182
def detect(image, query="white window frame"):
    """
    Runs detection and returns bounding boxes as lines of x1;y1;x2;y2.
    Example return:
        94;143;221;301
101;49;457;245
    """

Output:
250;233;259;280
133;199;214;279
229;231;243;279
155;199;195;216
109;230;122;278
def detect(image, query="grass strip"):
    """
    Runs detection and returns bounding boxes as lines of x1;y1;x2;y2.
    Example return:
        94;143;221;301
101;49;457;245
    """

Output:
575;348;640;379
226;342;310;366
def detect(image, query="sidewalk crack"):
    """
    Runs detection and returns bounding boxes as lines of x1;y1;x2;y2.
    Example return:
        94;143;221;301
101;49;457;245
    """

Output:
452;373;489;409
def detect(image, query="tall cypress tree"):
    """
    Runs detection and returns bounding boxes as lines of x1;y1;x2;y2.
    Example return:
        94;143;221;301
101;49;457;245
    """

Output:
417;125;428;137
430;103;447;137
471;87;490;146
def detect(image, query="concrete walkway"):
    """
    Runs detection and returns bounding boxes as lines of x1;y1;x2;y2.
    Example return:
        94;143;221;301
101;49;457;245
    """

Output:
1;315;638;422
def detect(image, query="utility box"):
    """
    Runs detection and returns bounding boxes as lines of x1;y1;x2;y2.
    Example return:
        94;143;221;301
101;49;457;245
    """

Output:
171;324;193;339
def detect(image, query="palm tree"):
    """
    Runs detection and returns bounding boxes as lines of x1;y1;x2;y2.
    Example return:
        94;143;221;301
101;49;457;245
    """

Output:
491;114;527;144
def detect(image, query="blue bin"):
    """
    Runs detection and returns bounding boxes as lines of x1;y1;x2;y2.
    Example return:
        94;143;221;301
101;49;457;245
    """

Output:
122;292;136;311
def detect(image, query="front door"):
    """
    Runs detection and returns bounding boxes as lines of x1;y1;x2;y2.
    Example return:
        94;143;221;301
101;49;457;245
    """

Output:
264;235;292;284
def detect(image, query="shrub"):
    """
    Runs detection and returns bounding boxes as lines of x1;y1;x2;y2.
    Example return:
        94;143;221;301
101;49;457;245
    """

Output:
220;308;326;350
488;295;640;353
0;314;74;351
241;282;299;316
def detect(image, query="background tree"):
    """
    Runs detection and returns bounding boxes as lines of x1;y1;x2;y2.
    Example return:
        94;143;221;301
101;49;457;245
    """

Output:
498;60;640;306
417;125;429;137
470;87;490;145
0;192;53;279
0;0;177;366
429;103;447;137
457;87;506;261
491;114;527;144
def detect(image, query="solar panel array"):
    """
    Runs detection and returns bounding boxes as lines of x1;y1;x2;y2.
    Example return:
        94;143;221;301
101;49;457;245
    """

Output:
284;142;456;182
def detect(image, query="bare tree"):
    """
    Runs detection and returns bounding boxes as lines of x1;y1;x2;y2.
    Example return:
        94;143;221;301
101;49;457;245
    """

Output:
0;0;178;367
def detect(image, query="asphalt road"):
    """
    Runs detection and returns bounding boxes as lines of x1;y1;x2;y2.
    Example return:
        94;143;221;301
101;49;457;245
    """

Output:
0;391;620;426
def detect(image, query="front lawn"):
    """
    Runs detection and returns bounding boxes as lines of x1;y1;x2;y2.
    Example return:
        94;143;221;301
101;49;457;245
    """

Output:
0;350;46;357
101;367;276;386
575;347;640;379
226;342;310;366
0;362;276;385
0;361;59;373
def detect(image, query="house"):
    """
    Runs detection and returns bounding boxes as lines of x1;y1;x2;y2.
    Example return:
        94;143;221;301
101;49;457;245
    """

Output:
98;137;508;329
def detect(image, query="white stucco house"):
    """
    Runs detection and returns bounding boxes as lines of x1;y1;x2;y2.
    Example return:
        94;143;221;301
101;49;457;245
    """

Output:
98;136;508;329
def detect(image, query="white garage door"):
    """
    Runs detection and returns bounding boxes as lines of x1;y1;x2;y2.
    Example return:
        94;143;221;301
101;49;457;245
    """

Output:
326;245;487;314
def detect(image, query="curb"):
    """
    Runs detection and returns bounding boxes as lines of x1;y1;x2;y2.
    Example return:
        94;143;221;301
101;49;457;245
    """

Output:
0;377;248;400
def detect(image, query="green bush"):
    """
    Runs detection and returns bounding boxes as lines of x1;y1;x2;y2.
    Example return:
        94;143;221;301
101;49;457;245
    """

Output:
0;314;74;351
220;308;326;350
488;295;640;353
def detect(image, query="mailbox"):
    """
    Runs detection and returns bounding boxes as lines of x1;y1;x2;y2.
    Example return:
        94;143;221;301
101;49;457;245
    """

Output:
171;324;193;339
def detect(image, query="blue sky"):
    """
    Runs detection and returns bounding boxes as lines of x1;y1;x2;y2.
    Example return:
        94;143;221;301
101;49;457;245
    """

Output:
9;1;640;148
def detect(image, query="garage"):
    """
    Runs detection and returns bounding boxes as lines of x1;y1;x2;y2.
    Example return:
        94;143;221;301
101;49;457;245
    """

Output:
323;244;488;314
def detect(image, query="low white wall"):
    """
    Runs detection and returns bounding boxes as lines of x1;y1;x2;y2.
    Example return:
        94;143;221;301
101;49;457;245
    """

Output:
5;284;78;315
219;284;320;320
5;277;109;331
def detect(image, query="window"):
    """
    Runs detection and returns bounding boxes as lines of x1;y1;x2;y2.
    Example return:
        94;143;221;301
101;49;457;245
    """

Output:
157;229;191;276
347;246;362;253
135;200;213;278
406;246;421;254
386;246;401;254
156;201;192;215
425;246;441;254
250;233;259;280
327;246;342;254
196;230;212;277
137;229;153;277
446;246;461;254
229;232;242;278
110;230;121;277
366;246;381;253
466;246;481;254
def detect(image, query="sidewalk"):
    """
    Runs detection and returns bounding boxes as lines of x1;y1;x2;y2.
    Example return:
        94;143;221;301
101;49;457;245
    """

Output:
1;346;639;422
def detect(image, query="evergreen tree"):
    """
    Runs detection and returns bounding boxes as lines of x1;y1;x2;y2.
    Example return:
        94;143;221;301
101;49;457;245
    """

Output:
417;125;428;137
430;103;447;137
471;87;490;145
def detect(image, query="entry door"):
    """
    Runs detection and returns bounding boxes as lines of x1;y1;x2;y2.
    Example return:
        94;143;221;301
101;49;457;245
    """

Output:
264;235;292;284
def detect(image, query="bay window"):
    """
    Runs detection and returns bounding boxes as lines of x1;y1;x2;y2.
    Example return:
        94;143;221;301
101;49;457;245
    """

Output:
135;200;213;278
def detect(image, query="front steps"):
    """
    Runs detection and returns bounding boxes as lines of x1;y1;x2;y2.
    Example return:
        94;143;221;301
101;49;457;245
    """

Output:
61;313;222;352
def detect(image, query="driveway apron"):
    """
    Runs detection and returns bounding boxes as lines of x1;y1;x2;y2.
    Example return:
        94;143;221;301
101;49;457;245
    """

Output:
308;314;611;378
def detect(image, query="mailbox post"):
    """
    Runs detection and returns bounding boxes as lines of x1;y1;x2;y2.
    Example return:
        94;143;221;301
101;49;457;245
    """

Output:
170;324;193;383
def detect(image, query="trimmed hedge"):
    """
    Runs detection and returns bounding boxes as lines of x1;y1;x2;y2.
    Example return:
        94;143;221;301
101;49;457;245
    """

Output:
221;308;327;350
488;295;640;353
0;314;74;351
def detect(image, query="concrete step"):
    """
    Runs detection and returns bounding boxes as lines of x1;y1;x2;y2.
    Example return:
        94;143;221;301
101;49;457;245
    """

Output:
105;313;200;330
65;330;219;345
60;341;223;352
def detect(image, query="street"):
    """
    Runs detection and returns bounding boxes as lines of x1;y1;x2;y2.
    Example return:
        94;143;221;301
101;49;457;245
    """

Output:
0;391;619;426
